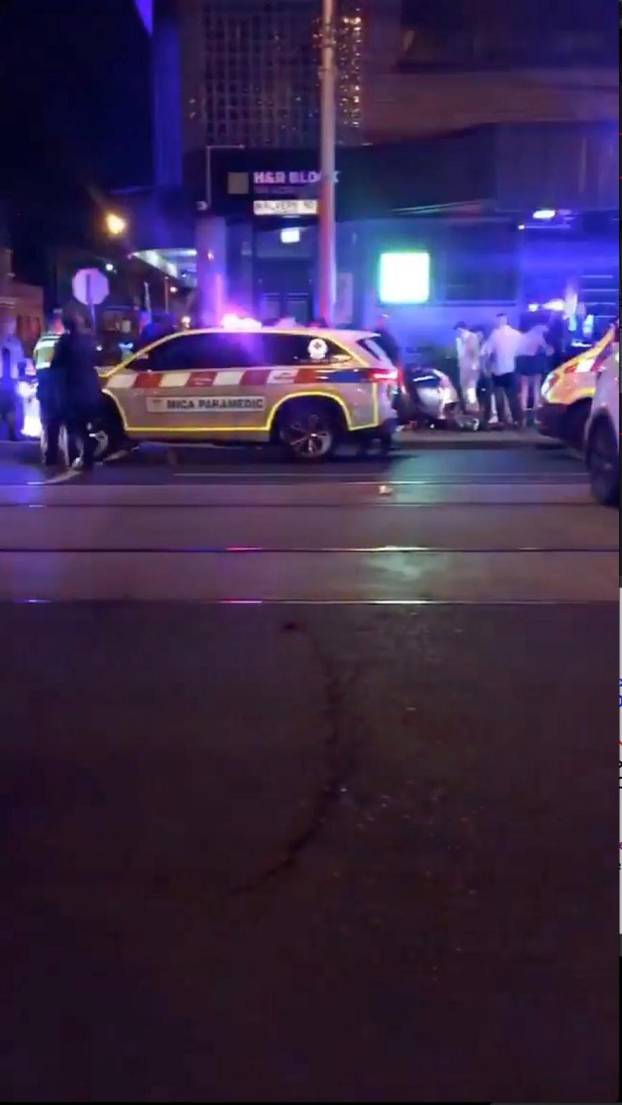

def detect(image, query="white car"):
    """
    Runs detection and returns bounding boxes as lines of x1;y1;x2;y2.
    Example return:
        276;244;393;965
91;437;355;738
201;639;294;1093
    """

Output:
97;325;399;461
584;327;619;505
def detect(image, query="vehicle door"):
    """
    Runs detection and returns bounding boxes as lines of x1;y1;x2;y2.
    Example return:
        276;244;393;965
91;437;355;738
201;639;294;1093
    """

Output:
256;331;374;430
105;332;265;438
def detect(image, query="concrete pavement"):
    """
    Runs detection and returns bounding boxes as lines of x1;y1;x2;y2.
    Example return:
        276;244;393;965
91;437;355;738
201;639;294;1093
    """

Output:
0;438;618;1101
0;602;617;1102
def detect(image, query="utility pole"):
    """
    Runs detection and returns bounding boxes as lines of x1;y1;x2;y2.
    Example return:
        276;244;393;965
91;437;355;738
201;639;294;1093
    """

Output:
318;0;337;325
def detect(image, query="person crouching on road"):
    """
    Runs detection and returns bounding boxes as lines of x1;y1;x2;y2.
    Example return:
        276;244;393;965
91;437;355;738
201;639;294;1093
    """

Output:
44;303;102;470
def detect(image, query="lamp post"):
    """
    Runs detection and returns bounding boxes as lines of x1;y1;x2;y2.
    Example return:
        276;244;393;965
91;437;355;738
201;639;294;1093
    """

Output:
318;0;337;325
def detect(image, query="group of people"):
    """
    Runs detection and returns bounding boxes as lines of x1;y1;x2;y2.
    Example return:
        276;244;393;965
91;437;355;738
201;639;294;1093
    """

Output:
455;312;553;429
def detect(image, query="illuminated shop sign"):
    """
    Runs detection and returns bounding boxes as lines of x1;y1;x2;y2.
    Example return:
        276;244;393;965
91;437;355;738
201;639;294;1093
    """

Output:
253;170;339;186
253;199;318;216
378;252;431;304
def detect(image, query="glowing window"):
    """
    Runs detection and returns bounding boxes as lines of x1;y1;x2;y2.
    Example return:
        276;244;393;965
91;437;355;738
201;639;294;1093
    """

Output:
378;252;430;305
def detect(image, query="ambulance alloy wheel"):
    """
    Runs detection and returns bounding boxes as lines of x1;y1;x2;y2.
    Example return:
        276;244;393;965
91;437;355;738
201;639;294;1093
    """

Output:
277;399;340;461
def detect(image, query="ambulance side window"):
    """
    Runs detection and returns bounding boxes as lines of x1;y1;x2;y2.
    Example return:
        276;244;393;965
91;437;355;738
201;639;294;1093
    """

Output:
136;337;184;372
142;334;259;370
260;334;348;365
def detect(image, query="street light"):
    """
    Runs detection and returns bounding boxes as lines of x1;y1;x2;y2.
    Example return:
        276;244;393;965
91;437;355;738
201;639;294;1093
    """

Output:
104;211;127;237
319;0;337;325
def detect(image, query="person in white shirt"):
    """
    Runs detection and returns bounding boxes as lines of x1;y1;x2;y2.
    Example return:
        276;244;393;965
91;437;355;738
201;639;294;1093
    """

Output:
480;313;523;428
454;322;481;416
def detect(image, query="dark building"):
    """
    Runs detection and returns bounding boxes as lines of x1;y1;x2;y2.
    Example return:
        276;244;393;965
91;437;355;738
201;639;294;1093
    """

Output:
179;0;363;160
149;0;617;184
362;0;618;141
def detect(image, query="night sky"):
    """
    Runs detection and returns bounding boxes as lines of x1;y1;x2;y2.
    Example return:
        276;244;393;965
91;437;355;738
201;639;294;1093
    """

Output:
0;0;152;278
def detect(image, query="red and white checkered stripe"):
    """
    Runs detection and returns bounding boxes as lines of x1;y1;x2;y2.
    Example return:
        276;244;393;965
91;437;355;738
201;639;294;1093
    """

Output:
107;367;332;390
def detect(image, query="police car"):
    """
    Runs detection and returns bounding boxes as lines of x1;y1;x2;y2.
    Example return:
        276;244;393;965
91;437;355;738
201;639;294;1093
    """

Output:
97;324;399;460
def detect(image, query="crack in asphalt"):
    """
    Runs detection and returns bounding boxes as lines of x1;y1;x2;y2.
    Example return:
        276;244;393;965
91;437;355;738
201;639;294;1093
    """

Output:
232;621;362;893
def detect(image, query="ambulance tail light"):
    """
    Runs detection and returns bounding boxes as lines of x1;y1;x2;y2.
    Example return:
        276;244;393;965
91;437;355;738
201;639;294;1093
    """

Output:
367;365;399;383
565;356;595;375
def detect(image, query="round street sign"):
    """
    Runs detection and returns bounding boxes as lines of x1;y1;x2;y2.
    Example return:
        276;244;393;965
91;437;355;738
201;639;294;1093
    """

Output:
72;267;110;307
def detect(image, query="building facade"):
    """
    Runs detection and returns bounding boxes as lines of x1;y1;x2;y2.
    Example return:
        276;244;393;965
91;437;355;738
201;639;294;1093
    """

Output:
133;2;618;343
179;0;363;161
361;0;618;142
153;0;617;183
196;127;618;342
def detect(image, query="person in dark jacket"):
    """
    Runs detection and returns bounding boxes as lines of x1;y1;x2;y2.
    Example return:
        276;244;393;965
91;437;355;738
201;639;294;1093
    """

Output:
0;316;26;440
44;303;102;469
133;310;176;352
373;313;401;367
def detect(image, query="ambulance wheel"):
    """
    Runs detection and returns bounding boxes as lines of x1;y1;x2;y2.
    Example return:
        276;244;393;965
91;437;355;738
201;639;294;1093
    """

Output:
277;399;340;462
89;400;126;461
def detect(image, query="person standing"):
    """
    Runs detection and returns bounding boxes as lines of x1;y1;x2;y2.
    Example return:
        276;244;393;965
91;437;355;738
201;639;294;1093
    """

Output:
454;322;481;418
374;312;401;367
35;313;65;456
45;303;101;470
133;309;176;352
0;316;26;440
481;313;523;428
516;322;552;423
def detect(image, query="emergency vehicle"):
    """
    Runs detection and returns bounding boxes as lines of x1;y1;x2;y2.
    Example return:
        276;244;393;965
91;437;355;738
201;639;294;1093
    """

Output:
536;324;617;449
584;325;619;505
96;325;399;460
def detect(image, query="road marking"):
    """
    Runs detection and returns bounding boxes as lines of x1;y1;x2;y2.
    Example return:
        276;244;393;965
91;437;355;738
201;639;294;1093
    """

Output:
172;472;585;482
27;469;84;487
0;500;600;510
8;597;616;607
0;545;615;555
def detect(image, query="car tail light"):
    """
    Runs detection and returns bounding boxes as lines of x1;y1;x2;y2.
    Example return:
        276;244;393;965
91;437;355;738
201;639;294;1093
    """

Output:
367;365;399;383
563;356;595;376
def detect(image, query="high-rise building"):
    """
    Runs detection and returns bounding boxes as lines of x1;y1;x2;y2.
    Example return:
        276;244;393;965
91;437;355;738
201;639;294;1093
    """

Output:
178;0;616;160
180;0;363;157
361;0;618;141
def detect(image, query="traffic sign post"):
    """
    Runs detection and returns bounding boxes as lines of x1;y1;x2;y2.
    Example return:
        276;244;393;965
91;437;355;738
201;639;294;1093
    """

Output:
72;267;110;325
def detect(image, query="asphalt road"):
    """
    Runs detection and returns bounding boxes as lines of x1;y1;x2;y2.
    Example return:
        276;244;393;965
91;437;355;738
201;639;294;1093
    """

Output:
0;436;618;1102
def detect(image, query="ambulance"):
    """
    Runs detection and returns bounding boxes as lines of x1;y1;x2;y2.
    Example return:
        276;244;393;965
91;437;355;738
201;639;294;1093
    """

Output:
96;325;399;461
536;324;617;449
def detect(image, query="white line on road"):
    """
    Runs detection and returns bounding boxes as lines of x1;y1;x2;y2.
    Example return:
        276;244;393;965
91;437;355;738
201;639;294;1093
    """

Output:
172;472;582;482
8;597;616;607
28;469;84;487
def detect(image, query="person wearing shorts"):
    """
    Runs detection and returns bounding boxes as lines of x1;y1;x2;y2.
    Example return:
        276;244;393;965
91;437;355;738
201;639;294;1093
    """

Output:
516;323;552;422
